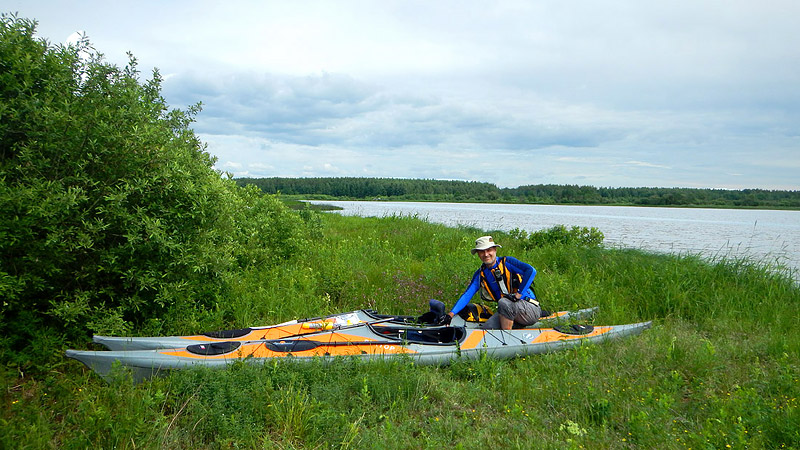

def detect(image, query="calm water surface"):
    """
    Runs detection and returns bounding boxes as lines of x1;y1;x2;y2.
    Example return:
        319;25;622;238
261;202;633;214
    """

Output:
310;201;800;277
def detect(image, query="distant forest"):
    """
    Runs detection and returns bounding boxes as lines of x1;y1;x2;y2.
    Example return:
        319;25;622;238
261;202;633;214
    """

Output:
236;177;800;209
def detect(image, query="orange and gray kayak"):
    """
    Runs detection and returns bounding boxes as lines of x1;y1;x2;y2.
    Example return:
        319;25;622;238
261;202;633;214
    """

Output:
67;317;650;383
92;307;598;351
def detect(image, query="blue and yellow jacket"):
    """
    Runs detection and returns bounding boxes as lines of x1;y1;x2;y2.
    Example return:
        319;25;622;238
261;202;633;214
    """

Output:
450;256;536;315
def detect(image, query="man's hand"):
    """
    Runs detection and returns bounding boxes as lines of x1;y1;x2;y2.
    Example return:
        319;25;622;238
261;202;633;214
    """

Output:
438;313;453;325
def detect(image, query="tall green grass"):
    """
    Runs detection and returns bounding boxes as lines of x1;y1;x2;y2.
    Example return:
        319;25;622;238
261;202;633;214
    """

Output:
2;213;798;448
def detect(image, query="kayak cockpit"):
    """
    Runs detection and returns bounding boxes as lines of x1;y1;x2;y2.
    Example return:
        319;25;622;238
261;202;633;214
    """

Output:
370;325;466;344
187;341;242;355
203;328;253;339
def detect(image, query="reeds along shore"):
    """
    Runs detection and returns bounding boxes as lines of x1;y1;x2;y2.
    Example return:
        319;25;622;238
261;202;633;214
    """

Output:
3;213;798;449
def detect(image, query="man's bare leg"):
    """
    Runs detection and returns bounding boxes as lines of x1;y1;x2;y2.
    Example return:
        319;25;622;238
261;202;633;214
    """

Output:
500;315;514;330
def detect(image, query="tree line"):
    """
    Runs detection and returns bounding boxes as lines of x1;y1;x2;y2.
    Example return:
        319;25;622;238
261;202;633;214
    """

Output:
237;177;800;209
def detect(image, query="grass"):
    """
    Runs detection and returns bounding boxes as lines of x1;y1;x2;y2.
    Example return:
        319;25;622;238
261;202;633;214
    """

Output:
280;196;343;211
2;213;798;449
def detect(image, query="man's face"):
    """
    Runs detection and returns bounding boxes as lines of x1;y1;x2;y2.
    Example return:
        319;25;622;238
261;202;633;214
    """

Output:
476;247;497;266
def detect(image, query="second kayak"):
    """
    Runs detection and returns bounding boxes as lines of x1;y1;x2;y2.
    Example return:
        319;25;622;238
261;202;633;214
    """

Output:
93;307;599;351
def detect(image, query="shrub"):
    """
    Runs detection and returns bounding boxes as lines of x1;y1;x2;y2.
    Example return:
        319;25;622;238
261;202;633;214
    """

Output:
511;225;605;249
0;14;312;369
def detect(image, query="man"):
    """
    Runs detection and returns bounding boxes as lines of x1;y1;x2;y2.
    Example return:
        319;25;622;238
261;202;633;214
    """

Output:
442;236;541;329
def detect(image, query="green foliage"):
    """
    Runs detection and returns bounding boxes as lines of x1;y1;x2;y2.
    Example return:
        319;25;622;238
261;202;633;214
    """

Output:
0;14;313;369
239;176;500;202
511;224;605;249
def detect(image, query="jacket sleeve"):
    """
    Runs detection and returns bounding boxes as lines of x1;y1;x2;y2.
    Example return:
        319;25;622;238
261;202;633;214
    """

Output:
504;256;537;299
450;269;481;315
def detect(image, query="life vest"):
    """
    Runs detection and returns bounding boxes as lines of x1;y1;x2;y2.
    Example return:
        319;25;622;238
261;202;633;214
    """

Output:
479;256;523;302
458;303;493;322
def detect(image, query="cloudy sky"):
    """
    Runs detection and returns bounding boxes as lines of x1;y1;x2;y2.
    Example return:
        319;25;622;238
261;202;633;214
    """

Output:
8;1;800;189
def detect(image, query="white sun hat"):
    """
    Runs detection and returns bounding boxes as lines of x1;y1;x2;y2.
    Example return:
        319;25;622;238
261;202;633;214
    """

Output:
471;235;502;254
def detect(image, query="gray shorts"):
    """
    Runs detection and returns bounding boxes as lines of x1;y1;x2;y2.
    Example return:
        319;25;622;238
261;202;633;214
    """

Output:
483;298;542;329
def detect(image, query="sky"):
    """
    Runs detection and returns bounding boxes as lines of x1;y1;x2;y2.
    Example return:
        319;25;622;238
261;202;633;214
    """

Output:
6;1;800;189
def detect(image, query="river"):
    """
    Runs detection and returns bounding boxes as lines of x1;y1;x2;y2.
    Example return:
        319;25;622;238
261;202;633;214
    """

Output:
309;201;800;278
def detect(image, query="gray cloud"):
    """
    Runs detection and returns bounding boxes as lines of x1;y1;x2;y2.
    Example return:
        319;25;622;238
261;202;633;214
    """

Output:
166;70;636;154
10;0;800;189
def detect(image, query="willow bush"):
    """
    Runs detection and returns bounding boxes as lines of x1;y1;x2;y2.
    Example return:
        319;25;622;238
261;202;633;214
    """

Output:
0;14;313;370
510;225;605;249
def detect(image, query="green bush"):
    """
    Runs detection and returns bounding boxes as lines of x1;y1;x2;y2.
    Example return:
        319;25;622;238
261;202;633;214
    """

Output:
0;14;313;369
511;224;605;249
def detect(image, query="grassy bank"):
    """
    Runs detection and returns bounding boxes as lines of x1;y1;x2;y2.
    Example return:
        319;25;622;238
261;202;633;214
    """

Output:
2;213;798;449
280;196;343;211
